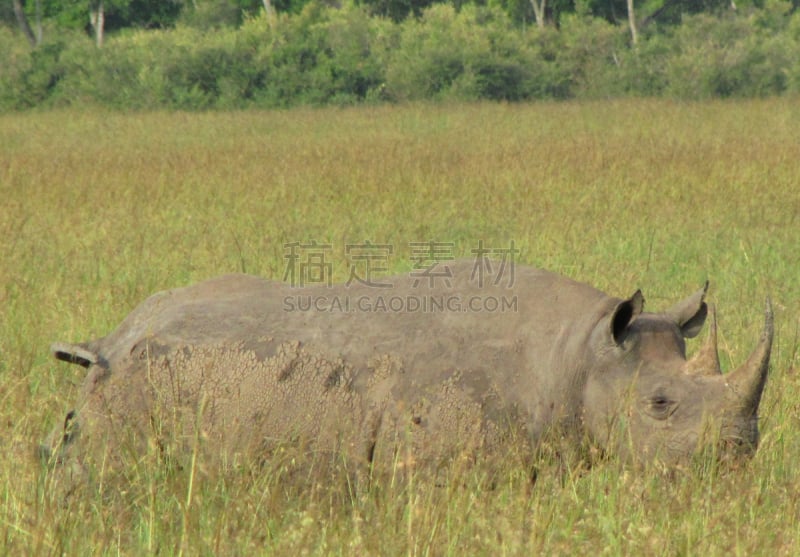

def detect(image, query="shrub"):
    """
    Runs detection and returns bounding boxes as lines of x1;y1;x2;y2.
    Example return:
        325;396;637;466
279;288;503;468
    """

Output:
251;3;391;107
0;27;70;110
662;13;798;99
554;13;628;98
385;4;559;102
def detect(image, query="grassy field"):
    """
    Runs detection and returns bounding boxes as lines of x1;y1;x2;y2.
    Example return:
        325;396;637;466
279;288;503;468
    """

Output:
1;99;799;555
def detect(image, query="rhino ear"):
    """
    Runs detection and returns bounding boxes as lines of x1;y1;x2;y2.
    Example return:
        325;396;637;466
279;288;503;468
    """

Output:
610;290;645;345
666;282;709;339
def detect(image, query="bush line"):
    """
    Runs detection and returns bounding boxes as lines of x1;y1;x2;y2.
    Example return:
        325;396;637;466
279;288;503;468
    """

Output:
2;2;800;110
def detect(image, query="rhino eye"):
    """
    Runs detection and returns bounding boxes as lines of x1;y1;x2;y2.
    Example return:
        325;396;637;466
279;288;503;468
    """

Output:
646;395;676;420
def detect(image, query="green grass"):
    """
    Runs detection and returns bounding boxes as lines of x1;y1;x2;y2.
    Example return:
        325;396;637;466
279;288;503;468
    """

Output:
1;99;799;554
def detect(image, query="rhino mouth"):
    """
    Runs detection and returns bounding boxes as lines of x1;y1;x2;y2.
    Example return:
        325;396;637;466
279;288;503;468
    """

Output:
719;417;760;454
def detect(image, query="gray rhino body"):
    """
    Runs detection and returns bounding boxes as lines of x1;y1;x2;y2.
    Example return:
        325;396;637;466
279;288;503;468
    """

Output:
43;261;773;479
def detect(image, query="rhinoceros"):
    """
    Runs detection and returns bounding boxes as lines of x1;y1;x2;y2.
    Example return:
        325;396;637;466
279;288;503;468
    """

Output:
42;261;773;482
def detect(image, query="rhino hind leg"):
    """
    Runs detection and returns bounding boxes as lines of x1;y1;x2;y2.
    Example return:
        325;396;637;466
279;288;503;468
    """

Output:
50;342;98;368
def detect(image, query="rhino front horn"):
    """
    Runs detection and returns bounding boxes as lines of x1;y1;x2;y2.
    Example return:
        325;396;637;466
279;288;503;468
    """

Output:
685;305;722;376
726;298;774;412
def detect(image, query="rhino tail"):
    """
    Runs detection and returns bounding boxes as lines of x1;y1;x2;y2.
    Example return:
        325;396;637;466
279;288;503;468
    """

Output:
51;342;98;368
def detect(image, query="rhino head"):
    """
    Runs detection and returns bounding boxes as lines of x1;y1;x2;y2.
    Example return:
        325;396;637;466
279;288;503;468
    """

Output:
582;284;774;464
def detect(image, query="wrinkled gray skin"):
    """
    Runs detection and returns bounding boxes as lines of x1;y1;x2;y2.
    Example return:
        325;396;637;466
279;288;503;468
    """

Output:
42;261;773;481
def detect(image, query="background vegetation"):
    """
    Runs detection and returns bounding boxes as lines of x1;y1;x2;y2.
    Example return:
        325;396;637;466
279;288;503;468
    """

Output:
1;100;798;553
2;0;800;110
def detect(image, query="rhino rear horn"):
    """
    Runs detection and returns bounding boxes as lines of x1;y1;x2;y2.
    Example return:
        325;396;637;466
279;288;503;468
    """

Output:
51;342;98;368
684;305;721;376
725;298;774;413
611;290;644;344
667;282;709;339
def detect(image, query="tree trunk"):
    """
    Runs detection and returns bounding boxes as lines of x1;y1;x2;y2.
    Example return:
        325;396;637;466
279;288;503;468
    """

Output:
12;0;37;47
261;0;276;26
89;1;105;48
627;0;638;45
35;0;42;45
529;0;546;29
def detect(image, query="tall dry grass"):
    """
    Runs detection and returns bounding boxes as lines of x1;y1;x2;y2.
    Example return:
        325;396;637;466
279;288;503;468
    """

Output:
1;100;798;554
